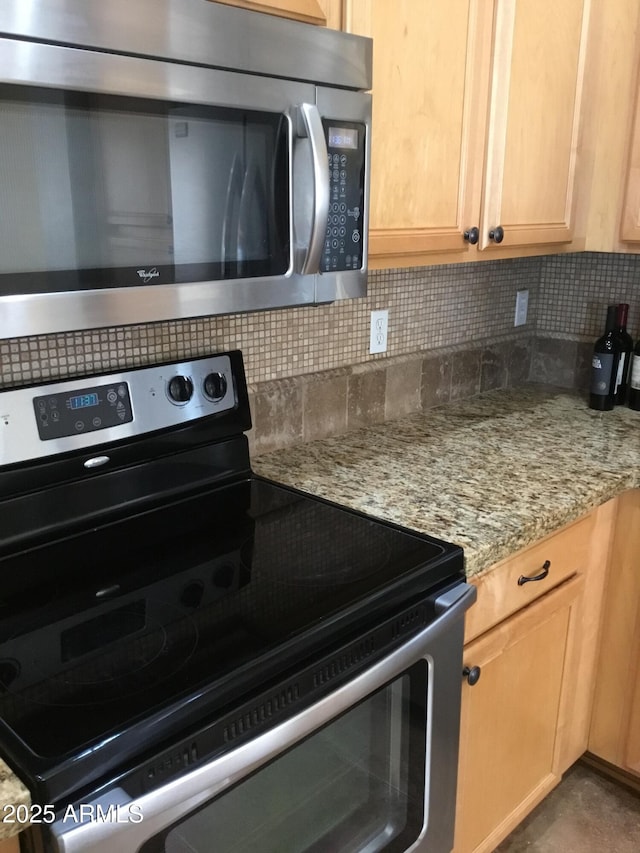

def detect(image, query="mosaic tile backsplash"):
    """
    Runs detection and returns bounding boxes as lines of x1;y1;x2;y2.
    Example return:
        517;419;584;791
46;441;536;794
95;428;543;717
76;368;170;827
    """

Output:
1;251;639;451
0;257;539;389
533;252;640;390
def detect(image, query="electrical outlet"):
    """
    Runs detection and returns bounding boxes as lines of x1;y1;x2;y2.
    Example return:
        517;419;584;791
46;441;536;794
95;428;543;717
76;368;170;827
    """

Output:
369;310;388;353
514;290;529;327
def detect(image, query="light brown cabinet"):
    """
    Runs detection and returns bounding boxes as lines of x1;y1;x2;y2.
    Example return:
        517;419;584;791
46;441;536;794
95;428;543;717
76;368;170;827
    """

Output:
573;0;640;251
620;74;640;244
589;490;640;776
206;0;342;27
454;501;614;853
455;577;582;853
345;0;590;267
0;835;20;853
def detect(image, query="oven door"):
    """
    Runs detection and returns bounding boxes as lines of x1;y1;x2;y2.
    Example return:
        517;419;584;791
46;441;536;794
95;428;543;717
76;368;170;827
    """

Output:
43;584;475;853
0;35;368;337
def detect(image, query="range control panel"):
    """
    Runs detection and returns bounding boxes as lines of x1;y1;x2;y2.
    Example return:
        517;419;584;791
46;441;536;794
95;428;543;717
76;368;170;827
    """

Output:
0;354;236;467
33;383;133;441
321;120;366;274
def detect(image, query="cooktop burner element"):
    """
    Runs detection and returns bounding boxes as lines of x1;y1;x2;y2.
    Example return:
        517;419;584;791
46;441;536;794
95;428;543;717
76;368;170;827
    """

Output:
13;603;200;701
0;352;464;807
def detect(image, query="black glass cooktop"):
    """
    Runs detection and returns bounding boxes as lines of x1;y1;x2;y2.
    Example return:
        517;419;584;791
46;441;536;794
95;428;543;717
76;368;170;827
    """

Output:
0;475;462;803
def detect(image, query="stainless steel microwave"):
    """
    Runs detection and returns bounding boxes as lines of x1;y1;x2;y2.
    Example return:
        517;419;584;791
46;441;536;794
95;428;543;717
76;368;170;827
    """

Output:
0;0;372;337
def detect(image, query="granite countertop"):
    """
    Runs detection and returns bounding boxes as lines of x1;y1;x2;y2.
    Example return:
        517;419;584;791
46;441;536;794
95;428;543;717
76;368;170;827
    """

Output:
253;387;640;577
0;759;30;840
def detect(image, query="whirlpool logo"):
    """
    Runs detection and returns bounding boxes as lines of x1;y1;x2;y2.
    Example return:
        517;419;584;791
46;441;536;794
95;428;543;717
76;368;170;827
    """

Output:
136;268;161;284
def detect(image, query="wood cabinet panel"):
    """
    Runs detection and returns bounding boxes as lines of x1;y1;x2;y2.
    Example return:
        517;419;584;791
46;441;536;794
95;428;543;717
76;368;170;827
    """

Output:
481;0;589;250
345;0;492;258
346;0;589;265
571;0;640;252
553;499;616;772
620;70;640;242
454;576;583;853
455;499;614;853
589;490;640;774
464;511;594;643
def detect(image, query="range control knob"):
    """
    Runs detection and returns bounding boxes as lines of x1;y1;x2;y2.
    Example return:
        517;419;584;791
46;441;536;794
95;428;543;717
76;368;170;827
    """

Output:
167;375;194;404
203;372;228;402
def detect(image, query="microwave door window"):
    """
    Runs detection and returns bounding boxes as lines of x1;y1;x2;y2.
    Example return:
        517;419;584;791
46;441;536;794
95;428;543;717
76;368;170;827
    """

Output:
0;95;78;277
168;110;288;281
169;113;286;279
237;157;269;272
81;109;174;269
0;87;290;297
221;153;244;270
169;115;243;271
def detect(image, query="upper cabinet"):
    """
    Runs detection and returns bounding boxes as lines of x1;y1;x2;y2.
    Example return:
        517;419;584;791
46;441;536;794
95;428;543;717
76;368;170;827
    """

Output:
345;0;591;267
620;67;640;243
577;0;640;252
207;0;342;27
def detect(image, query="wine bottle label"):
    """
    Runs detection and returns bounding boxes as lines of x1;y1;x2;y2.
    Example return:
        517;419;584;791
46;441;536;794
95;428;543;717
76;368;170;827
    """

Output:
591;353;615;395
631;354;640;390
615;352;627;391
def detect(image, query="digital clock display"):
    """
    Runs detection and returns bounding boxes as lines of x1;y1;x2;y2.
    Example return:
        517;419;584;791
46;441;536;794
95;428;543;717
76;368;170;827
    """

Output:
68;393;99;410
328;126;358;150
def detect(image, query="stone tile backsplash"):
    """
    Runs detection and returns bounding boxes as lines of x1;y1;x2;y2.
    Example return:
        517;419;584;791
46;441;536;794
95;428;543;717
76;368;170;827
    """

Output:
1;251;638;452
249;336;533;455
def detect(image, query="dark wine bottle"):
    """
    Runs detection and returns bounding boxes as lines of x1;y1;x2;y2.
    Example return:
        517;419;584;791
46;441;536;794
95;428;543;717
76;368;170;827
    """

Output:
614;303;633;405
629;339;640;411
589;305;620;411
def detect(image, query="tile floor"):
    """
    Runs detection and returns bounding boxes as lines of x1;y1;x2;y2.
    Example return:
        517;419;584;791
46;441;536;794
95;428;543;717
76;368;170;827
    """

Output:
494;761;640;852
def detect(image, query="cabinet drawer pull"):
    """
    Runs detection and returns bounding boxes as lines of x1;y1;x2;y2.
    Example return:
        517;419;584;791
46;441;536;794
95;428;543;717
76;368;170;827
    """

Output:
518;559;551;586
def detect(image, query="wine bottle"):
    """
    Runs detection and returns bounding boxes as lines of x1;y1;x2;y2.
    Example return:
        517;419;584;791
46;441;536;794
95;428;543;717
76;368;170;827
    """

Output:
629;339;640;411
614;303;633;405
589;305;620;411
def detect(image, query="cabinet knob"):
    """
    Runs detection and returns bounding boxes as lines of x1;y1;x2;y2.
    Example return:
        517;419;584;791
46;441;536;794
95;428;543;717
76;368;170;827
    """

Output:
463;665;481;686
518;559;551;586
489;225;504;243
463;226;479;245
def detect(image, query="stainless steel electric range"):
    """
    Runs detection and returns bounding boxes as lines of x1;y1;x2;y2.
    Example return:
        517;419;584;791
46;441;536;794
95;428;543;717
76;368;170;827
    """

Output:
0;351;475;853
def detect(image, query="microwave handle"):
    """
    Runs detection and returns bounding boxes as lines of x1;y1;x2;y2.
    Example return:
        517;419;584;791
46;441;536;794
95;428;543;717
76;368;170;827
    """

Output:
297;103;330;275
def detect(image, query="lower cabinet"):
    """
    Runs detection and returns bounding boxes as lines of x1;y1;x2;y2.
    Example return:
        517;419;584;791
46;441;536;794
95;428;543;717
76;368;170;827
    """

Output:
454;577;582;853
453;501;614;853
589;489;640;776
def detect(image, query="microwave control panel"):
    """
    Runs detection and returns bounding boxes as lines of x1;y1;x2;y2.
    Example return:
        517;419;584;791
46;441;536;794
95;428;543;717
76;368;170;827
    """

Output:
321;120;366;274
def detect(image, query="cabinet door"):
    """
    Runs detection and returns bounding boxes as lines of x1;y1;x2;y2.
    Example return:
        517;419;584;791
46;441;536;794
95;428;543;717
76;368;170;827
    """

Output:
344;0;493;261
620;69;640;242
589;490;640;775
480;0;590;250
454;576;582;853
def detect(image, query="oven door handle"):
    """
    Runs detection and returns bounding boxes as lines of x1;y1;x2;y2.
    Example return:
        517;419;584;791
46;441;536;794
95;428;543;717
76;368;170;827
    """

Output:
49;582;476;853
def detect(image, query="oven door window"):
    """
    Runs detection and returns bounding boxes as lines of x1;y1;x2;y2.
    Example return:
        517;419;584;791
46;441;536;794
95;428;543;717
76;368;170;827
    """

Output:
0;85;290;295
142;664;427;853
